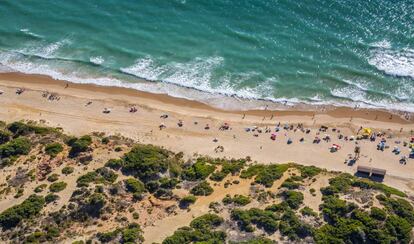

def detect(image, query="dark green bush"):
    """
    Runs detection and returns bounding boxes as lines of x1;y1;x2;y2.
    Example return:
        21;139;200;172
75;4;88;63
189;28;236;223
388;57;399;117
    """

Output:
0;194;45;229
45;193;60;203
7;121;55;137
182;160;215;181
34;184;47;193
298;165;322;178
231;208;278;233
62;166;74;175
159;177;179;189
190;214;223;230
121;223;143;243
122;144;172;182
300;206;318;217
49;182;67;192
76;168;117;187
47;173;59;182
320;173;354;195
190;181;213;196
281;177;302;190
105;158;123;170
281;191;304;210
279;209;313;240
0;130;11;145
222;194;251;206
240;164;289;187
69;135;92;157
124;178;145;199
370;207;386;221
179;195;197;208
209;171;227;181
0;137;31;158
45;142;63;157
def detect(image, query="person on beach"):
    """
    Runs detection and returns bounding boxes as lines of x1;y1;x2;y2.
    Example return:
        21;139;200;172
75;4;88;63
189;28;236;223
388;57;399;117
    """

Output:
354;143;361;160
242;114;245;119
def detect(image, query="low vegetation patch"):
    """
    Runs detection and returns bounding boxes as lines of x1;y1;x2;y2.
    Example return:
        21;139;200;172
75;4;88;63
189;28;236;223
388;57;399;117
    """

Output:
0;194;45;229
44;142;63;157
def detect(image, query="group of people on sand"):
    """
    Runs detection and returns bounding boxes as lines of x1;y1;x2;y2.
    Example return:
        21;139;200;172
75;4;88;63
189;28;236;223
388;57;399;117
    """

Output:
42;91;60;101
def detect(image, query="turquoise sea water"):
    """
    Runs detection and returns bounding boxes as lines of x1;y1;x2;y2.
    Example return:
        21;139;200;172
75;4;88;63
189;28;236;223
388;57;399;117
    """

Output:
0;0;413;111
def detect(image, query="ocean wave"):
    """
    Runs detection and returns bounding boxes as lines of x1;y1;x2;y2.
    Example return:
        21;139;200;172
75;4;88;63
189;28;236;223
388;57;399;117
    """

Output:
90;56;104;65
120;56;269;100
20;28;43;39
368;47;414;79
1;50;413;112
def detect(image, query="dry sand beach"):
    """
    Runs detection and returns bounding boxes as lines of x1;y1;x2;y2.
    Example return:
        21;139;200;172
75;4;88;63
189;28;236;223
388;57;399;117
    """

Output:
1;72;414;243
0;72;413;194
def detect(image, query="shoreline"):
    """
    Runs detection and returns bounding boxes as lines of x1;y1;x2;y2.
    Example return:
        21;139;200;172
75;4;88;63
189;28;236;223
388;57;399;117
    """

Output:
0;71;414;194
0;72;412;126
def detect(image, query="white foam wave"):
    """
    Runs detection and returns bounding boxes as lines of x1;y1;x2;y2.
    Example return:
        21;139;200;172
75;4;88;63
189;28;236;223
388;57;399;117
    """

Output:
90;56;104;65
16;39;70;59
368;47;414;79
20;28;43;38
121;56;269;100
1;50;414;112
369;40;391;49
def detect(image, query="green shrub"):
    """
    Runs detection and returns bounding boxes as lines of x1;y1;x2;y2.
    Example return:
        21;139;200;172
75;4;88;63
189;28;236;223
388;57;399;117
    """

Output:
179;195;197;208
222;194;251;206
281;191;304;210
190;181;213;196
190;214;223;230
300;207;318;217
182;160;215;181
122;144;172;182
47;173;59;182
69;135;92;157
45;143;63;157
320;195;356;222
281;177;302;190
101;137;110;144
105;158;123;170
377;194;414;223
49;182;67;192
370;207;386;221
231;208;278;233
320;173;354;195
0;194;45;229
7;121;55;137
0;137;31;158
121;223;143;243
209;171;227;181
0;130;11;145
234;237;275;244
62;166;74;175
124;178;145;199
385;215;412;243
279;209;313;240
298;165;322;178
240;164;289;187
34;184;47;193
45;193;60;203
77;168;117;187
159;177;179;189
353;178;406;197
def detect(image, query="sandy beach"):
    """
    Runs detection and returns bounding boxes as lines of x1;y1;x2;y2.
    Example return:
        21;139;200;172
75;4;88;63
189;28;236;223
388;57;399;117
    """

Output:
0;72;414;196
